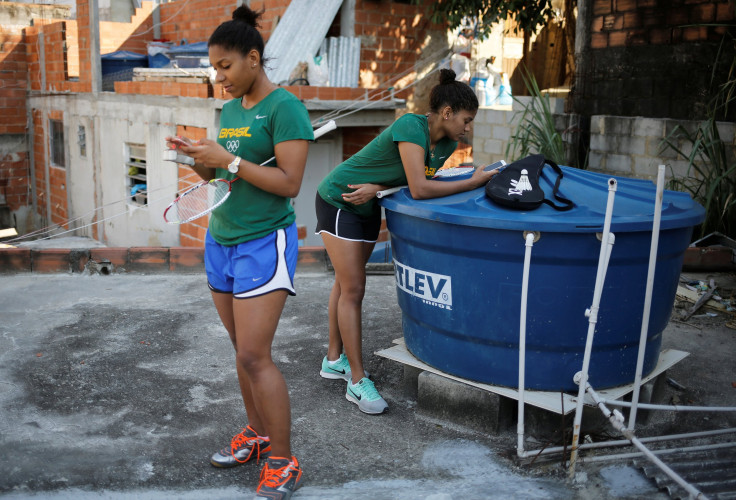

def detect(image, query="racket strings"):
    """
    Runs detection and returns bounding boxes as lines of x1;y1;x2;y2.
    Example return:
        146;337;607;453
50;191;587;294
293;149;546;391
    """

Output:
168;180;231;223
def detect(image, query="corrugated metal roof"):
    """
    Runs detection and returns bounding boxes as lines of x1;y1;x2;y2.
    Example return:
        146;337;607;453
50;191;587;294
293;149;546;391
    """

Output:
636;446;736;499
264;0;344;85
324;36;361;87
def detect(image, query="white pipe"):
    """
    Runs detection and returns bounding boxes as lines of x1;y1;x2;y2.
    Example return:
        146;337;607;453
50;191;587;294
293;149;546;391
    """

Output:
517;232;536;457
376;185;408;198
585;382;708;499
629;165;666;430
519;427;736;458
583;441;736;463
599;399;736;412
569;178;618;478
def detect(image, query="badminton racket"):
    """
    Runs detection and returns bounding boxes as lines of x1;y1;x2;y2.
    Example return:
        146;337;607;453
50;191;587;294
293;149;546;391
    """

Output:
163;120;336;224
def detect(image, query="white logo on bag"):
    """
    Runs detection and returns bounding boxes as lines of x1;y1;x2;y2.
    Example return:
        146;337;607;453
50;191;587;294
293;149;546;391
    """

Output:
226;140;239;153
508;169;532;197
394;259;452;310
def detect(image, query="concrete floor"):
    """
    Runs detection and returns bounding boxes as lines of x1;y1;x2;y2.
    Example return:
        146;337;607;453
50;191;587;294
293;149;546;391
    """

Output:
0;268;734;500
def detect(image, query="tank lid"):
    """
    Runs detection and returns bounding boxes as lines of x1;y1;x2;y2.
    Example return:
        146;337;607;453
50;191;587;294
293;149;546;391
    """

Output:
379;166;705;232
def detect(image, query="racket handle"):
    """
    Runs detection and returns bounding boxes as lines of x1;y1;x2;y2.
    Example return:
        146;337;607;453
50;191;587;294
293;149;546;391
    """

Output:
163;149;195;166
313;120;337;139
376;185;407;198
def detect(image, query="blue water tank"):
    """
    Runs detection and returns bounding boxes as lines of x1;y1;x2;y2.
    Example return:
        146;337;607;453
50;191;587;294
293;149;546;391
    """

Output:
168;41;210;68
100;50;147;76
379;167;705;391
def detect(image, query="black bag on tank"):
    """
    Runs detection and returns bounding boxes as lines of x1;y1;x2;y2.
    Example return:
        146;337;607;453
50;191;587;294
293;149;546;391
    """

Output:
484;154;574;211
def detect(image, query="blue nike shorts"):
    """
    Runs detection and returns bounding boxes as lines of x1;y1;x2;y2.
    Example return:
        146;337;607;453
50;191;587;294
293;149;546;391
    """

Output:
205;223;298;299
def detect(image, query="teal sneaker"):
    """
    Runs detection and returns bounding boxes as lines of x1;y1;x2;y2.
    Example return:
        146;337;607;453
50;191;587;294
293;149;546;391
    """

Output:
346;377;388;415
319;354;370;381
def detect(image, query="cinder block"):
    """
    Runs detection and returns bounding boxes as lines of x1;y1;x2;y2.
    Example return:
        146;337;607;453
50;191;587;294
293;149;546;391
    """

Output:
402;365;422;400
417;371;515;435
605;153;633;173
297;246;328;272
473;123;491;140
483;138;504;155
492;125;511;141
632;117;664;138
618;136;647;156
601;116;633;136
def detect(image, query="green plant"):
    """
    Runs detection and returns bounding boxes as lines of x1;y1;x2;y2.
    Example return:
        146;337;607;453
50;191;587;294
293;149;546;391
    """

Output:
505;68;568;166
661;119;736;240
660;35;736;240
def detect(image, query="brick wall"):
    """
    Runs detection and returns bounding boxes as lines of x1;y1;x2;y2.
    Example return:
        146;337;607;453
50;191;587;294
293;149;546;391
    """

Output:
0;150;29;211
354;0;442;89
0;25;28;135
99;3;154;55
578;0;736;120
157;0;241;45
175;125;208;248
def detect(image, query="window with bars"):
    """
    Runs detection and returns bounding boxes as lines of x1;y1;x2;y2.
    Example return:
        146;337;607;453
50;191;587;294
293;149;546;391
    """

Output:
125;143;148;206
50;119;66;167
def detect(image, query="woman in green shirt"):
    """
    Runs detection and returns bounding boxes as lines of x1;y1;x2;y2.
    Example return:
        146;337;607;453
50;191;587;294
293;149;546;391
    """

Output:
168;6;311;499
315;69;500;414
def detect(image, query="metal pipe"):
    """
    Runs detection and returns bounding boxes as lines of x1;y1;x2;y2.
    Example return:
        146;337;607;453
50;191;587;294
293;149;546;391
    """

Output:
583;442;736;463
629;165;666;430
517;232;536;457
569;178;618;478
585;382;708;499
599;399;736;412
520;427;736;458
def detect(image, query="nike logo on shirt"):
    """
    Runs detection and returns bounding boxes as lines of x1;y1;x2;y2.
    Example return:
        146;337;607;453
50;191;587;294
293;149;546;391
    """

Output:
255;114;267;119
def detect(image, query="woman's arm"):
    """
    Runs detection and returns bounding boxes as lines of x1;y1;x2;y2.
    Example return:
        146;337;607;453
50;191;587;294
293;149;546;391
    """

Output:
180;138;309;198
399;142;497;199
341;183;390;205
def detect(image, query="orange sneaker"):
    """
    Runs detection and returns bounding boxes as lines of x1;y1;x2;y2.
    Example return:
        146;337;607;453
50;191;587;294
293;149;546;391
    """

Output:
210;425;270;468
255;456;302;499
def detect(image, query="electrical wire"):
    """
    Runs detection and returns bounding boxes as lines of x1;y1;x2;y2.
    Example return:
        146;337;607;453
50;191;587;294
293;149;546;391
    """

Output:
7;48;452;245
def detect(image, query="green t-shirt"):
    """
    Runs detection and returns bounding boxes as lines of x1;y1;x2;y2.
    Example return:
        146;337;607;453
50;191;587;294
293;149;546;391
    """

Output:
209;88;313;246
317;113;457;217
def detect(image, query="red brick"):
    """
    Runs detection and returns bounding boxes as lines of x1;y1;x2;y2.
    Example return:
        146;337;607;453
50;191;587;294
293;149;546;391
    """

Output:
297;246;327;271
0;248;32;273
608;31;627;46
169;247;204;272
32;249;71;273
90;247;128;268
591;33;609;49
128;247;170;272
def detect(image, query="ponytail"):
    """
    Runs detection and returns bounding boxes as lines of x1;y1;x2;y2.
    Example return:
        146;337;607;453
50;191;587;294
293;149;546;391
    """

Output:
208;6;265;63
429;68;478;113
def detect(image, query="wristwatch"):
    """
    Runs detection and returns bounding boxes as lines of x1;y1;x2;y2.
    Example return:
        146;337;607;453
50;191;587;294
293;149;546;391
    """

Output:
227;155;241;174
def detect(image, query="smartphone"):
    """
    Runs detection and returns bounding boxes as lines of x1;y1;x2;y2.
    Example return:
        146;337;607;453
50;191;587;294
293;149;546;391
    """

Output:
168;136;192;148
484;160;507;172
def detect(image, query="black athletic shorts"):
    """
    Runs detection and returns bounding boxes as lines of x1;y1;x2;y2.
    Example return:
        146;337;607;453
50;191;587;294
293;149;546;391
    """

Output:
314;193;381;243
